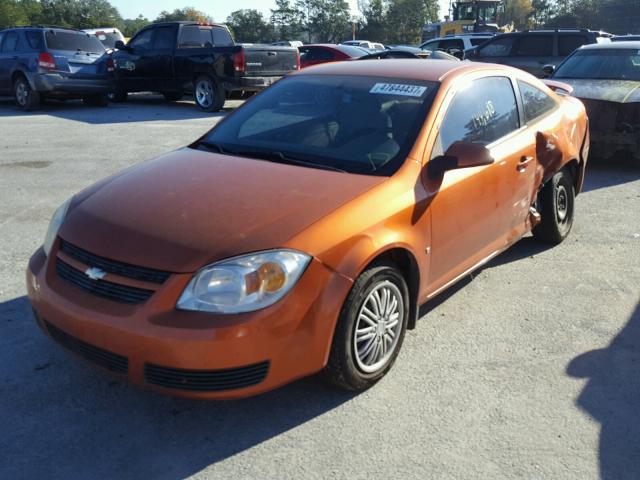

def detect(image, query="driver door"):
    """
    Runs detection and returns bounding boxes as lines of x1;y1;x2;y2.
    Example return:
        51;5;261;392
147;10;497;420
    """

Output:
424;75;536;295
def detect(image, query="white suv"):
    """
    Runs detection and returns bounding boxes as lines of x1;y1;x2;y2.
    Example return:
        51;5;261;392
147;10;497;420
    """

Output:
419;34;493;58
342;40;385;51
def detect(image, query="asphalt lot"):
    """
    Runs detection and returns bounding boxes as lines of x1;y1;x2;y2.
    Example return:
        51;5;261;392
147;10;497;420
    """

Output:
1;95;639;480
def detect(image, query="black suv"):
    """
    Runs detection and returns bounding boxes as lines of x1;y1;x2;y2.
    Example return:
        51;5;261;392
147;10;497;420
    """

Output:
0;26;114;110
466;29;612;77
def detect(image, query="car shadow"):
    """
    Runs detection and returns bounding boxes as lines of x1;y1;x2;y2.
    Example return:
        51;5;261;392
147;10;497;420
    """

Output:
582;160;640;193
0;295;357;479
567;301;640;480
0;94;239;124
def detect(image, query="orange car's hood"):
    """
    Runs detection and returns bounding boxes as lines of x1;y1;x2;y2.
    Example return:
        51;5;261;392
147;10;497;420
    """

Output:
59;148;384;272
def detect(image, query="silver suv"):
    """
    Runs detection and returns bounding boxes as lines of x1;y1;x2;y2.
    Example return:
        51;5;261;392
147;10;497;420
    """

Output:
419;34;494;58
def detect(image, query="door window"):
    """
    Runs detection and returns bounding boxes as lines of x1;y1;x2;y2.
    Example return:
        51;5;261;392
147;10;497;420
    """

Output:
470;38;490;46
518;80;557;122
152;27;175;50
1;32;18;53
26;31;44;50
178;26;213;48
513;35;553;56
128;29;153;50
212;27;234;46
478;37;515;57
558;35;588;56
438;39;464;52
435;76;520;155
420;40;440;52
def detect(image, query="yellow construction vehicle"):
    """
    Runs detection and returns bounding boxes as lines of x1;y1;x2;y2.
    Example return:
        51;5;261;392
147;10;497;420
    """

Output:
422;0;513;42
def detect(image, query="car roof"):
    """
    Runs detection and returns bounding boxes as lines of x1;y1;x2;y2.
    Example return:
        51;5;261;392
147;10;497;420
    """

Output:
579;40;640;50
295;58;501;82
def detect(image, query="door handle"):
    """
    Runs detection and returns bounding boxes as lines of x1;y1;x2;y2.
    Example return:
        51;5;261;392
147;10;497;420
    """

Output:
518;156;534;171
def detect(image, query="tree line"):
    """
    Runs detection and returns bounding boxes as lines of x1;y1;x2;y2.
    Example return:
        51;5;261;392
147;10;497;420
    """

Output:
1;0;637;46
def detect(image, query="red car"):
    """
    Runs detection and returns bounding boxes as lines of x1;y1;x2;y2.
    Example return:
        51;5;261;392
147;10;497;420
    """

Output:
298;44;370;68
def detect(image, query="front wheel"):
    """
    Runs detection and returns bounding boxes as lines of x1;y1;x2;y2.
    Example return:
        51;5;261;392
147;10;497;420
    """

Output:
14;76;40;111
322;263;409;391
193;75;225;112
532;169;575;244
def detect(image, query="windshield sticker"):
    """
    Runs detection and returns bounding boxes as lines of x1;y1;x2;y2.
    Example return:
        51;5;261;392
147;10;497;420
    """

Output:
370;83;427;97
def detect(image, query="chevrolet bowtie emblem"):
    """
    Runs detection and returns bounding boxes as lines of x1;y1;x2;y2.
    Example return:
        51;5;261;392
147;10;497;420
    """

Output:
85;267;107;281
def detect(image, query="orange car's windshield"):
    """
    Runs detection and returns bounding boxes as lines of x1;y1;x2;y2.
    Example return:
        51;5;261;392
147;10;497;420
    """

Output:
196;75;439;176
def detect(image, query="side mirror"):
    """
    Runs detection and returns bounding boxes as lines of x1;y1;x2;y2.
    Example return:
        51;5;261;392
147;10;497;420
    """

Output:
427;141;494;178
542;64;556;77
114;40;128;51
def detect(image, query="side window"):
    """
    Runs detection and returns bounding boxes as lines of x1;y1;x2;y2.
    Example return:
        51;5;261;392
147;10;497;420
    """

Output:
316;49;334;61
128;29;153;50
478;37;514;57
178;26;213;48
212;26;234;46
152;27;175;50
26;31;44;50
439;39;464;51
470;38;490;46
436;76;520;155
0;32;5;51
421;41;439;52
518;80;557;122
513;35;553;56
1;32;18;53
558;35;588;56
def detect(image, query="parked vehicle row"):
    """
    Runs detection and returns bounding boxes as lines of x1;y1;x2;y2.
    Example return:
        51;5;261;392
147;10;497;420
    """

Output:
0;22;300;112
27;59;589;399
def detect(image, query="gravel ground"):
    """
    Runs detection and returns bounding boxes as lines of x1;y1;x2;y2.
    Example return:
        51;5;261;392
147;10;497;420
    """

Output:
1;95;639;480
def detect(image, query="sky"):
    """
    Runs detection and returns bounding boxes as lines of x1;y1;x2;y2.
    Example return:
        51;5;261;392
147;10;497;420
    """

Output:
110;0;451;24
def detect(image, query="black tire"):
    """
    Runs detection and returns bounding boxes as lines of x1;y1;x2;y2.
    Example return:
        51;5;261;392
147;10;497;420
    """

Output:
110;88;128;102
322;263;410;391
83;93;109;107
193;75;225;112
532;169;575;244
162;91;183;102
14;76;40;111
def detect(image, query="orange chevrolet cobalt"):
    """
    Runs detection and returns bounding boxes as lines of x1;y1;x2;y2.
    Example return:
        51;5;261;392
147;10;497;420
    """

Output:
27;60;589;399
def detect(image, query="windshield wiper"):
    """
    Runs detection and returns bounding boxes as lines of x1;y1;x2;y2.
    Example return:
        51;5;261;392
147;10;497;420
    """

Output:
233;149;347;173
196;141;230;154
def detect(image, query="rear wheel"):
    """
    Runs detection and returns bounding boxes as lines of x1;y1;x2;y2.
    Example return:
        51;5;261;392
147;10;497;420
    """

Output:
83;93;109;107
162;91;183;102
14;76;40;111
322;263;409;391
193;75;225;112
532;169;575;244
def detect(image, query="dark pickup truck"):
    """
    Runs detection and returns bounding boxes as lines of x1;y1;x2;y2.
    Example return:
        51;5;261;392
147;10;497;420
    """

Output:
112;21;300;111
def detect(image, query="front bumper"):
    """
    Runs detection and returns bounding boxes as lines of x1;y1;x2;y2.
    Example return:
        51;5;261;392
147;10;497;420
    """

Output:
27;245;352;399
30;73;114;96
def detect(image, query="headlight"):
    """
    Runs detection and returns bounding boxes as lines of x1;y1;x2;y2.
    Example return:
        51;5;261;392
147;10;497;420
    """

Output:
43;198;71;257
177;250;311;314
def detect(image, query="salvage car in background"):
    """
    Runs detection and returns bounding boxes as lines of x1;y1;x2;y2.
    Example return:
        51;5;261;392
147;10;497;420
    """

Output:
298;44;369;68
466;29;612;77
550;42;640;161
0;26;114;110
112;21;299;111
28;60;589;399
83;28;126;50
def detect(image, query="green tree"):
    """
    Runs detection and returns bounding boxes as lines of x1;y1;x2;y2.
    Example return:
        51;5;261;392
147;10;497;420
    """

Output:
155;7;212;23
122;14;149;37
296;0;351;43
500;0;533;29
270;0;304;40
37;0;123;28
226;9;275;43
358;0;387;42
385;0;438;44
